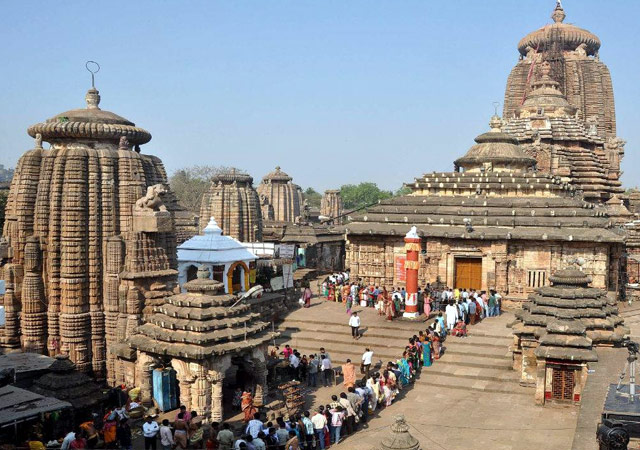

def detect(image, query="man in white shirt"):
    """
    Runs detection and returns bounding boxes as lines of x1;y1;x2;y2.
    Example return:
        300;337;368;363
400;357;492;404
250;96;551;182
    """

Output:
320;355;332;387
142;416;160;450
289;352;300;380
159;419;173;450
361;348;374;379
348;312;361;340
311;407;328;449
245;412;264;438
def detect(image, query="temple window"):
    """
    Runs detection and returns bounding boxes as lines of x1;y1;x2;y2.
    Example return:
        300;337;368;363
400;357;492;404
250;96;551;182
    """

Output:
527;269;547;288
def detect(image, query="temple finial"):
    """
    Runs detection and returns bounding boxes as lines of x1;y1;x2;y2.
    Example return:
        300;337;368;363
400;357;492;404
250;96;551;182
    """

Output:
552;0;566;23
85;61;100;89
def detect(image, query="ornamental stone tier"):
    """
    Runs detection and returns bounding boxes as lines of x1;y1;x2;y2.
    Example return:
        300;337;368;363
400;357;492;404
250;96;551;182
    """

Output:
199;169;263;242
511;267;627;404
257;167;304;223
504;1;617;141
127;266;277;421
378;415;421;450
0;84;179;384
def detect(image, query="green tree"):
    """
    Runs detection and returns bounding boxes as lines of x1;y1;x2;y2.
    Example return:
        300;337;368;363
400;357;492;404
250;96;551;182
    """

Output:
394;185;412;196
303;187;322;209
169;165;238;214
340;182;393;210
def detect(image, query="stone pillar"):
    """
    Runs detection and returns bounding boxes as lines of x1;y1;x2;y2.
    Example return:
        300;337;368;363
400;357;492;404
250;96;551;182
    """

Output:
403;227;421;318
520;336;538;386
252;350;268;407
210;372;224;423
137;352;155;406
191;363;212;417
534;360;547;406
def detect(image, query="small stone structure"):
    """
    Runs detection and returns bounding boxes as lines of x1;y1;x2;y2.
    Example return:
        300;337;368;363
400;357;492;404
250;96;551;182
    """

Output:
199;169;262;242
320;190;343;225
178;217;257;294
127;266;276;421
0;85;178;384
257;167;304;223
511;267;627;405
378;415;421;450
29;354;105;411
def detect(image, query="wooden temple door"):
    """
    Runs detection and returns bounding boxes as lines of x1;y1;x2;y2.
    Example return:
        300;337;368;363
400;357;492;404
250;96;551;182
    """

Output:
454;258;482;290
551;366;575;401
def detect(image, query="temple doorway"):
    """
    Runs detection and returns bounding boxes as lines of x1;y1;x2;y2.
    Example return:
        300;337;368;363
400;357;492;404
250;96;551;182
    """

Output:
551;366;575;401
186;265;198;282
454;257;482;290
227;261;249;294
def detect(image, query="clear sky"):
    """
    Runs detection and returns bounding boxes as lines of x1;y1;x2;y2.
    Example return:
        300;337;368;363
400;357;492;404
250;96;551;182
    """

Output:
1;0;638;192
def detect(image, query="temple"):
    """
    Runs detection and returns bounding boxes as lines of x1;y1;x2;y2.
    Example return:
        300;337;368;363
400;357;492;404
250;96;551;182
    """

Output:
0;86;178;384
502;1;625;202
257;167;304;223
511;267;627;404
320;189;343;224
199;169;263;242
345;117;625;301
125;266;275;421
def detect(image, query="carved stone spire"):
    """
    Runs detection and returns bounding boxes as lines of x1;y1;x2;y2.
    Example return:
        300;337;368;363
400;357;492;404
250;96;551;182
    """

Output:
379;415;421;450
551;0;566;23
85;88;101;110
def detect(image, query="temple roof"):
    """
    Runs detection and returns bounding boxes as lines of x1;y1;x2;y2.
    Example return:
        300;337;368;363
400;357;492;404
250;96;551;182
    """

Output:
261;166;293;183
211;168;254;185
517;2;601;57
29;355;106;410
513;266;627;345
454;116;536;170
128;267;276;359
345;198;622;243
27;88;152;145
178;217;257;264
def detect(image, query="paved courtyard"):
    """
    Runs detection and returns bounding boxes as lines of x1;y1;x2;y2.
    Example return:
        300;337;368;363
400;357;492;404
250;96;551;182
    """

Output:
275;298;581;450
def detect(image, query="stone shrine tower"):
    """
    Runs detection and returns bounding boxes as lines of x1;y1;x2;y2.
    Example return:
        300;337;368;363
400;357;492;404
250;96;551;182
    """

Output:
0;82;179;383
199;169;262;242
502;2;625;202
504;1;616;140
320;189;343;225
257;167;304;223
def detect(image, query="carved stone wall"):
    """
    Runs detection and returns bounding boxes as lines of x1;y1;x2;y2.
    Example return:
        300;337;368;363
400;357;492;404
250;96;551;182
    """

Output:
256;167;303;223
320;190;343;224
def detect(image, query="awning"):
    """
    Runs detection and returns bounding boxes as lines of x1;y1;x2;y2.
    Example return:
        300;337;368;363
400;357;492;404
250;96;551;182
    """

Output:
0;385;71;428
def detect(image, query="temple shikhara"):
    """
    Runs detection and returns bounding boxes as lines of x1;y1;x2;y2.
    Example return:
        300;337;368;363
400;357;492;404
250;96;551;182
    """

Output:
1;1;639;447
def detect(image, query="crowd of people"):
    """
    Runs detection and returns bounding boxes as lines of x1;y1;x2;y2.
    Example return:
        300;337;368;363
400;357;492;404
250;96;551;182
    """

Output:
322;276;503;325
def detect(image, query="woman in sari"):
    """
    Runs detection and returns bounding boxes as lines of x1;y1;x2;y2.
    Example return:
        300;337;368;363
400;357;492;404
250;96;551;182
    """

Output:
346;294;353;315
424;295;432;317
241;391;257;423
431;330;441;360
384;296;395;321
360;288;369;308
397;354;411;386
303;286;312;308
375;291;384;315
423;337;433;367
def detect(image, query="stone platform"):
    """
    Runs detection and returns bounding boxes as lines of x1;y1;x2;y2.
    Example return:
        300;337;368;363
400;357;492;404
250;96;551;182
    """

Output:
275;297;580;449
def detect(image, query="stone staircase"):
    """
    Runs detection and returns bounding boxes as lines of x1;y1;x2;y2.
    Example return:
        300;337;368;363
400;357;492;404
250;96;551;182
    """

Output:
274;298;532;397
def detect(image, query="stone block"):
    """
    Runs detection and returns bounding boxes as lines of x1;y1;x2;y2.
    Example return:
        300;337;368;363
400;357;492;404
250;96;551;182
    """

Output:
132;211;173;233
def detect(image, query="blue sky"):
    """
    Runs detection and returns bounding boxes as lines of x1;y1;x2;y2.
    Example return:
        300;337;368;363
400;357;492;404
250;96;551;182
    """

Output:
1;0;638;191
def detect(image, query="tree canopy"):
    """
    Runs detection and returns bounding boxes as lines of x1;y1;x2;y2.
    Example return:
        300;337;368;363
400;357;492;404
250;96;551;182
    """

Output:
340;182;393;210
169;165;239;214
303;187;322;209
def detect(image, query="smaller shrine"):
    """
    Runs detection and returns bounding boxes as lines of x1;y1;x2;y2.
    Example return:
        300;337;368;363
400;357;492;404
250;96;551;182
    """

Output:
178;217;257;294
378;415;421;450
28;354;105;413
511;266;627;405
127;266;276;421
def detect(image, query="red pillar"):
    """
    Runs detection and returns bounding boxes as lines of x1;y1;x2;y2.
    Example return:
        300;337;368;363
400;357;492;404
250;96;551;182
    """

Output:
404;226;421;318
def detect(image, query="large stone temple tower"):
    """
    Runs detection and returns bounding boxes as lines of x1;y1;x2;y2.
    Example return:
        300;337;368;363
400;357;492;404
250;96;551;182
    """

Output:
199;169;263;242
501;1;625;202
256;167;304;223
0;83;179;383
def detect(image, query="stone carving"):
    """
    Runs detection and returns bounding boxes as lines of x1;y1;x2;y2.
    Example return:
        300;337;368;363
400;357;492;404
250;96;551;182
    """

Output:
135;184;168;212
320;190;343;225
574;43;588;57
